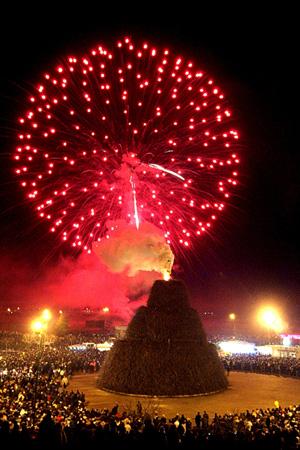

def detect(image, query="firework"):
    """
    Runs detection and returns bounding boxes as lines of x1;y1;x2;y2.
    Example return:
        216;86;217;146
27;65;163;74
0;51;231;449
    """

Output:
14;36;240;254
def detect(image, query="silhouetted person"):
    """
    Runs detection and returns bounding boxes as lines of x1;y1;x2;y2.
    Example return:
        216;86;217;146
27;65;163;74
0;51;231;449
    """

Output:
195;411;201;428
202;411;209;430
39;410;60;449
226;363;230;376
137;400;143;415
111;403;119;415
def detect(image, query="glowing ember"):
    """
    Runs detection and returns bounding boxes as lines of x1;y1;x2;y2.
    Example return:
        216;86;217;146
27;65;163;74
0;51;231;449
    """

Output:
163;271;171;281
14;36;240;255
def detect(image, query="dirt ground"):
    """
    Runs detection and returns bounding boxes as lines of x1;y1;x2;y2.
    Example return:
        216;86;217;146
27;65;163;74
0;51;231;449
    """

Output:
68;371;300;418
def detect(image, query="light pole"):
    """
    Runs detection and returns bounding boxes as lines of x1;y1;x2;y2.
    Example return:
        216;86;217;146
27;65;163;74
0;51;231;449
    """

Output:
31;319;48;410
229;313;236;337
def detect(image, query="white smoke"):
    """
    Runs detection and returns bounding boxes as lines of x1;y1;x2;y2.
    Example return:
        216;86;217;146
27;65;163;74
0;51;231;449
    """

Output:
92;220;174;277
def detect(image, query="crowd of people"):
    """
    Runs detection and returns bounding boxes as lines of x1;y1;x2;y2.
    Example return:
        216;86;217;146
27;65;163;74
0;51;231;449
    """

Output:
0;331;112;350
1;333;300;448
0;344;106;448
222;354;300;378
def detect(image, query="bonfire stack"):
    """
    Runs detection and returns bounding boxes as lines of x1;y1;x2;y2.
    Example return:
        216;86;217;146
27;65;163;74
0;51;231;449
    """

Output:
98;279;228;396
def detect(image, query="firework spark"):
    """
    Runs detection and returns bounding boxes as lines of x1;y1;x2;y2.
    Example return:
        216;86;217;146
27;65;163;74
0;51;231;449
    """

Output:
14;36;240;254
129;175;140;229
148;163;185;181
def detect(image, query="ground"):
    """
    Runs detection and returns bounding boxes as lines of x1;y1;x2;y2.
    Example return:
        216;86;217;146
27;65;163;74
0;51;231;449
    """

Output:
68;371;300;418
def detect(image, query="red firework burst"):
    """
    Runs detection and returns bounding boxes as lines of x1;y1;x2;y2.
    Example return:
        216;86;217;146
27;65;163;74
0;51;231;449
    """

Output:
14;36;240;254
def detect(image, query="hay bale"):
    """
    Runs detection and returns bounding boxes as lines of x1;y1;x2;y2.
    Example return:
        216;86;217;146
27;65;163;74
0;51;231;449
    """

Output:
98;280;228;396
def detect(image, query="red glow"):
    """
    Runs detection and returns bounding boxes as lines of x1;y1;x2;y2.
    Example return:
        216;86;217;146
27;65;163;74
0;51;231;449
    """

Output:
14;36;240;254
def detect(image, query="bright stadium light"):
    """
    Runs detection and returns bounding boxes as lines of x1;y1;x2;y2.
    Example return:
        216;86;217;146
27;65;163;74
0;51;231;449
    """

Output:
219;340;256;354
41;308;52;322
31;320;47;333
257;306;285;333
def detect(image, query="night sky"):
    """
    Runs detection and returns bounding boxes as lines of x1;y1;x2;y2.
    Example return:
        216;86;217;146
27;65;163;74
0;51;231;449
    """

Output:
0;5;299;322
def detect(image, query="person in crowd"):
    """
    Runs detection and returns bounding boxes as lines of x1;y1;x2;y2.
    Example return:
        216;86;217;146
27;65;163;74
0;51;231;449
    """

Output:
195;411;201;428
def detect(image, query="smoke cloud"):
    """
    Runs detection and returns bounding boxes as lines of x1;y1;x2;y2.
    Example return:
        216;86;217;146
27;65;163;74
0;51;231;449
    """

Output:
0;221;174;322
93;220;174;277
